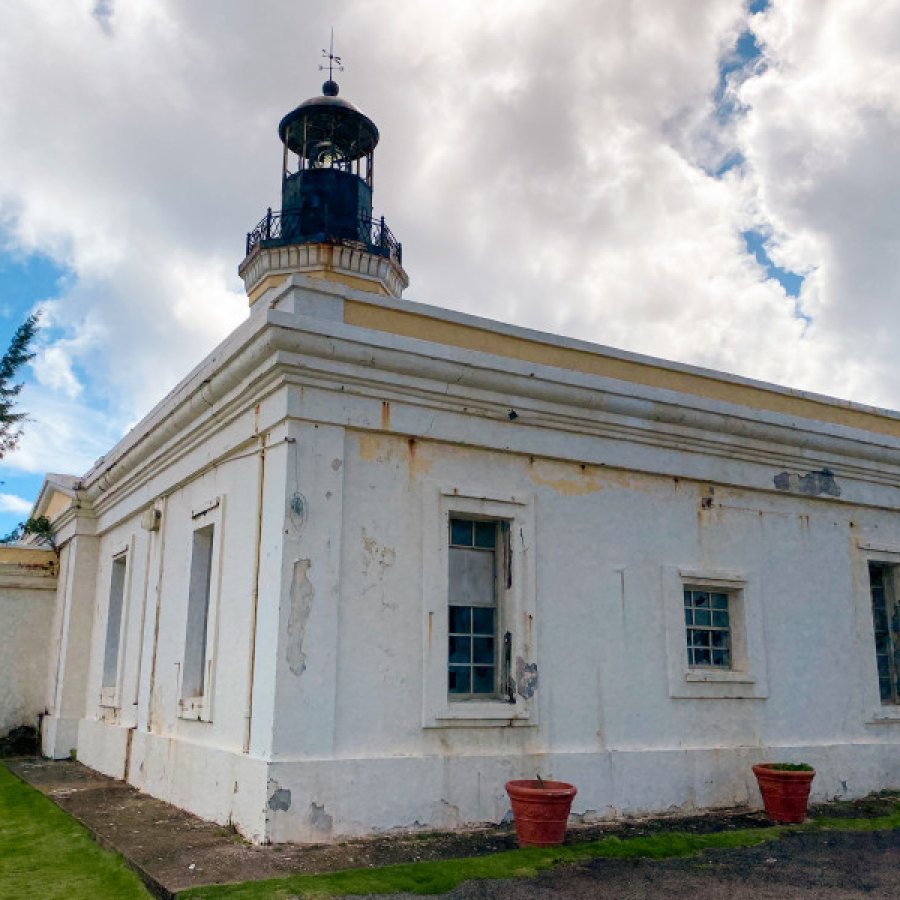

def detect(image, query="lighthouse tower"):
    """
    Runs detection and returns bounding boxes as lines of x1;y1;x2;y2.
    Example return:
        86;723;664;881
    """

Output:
239;74;408;304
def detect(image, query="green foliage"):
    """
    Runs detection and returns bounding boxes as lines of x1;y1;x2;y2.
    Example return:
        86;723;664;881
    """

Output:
1;515;56;550
0;313;39;459
0;764;150;899
764;762;815;772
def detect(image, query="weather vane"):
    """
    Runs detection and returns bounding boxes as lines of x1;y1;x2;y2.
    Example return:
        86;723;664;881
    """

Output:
319;29;343;80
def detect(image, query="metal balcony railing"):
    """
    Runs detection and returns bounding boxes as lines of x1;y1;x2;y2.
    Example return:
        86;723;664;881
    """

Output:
245;208;402;266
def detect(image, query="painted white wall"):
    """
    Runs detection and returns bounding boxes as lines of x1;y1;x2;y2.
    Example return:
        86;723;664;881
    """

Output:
40;280;900;842
0;559;57;736
261;430;900;841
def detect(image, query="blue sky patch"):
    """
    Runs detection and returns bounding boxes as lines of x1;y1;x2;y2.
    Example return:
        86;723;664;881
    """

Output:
743;229;808;315
0;470;45;537
0;249;73;536
0;250;69;337
714;151;745;177
714;26;764;124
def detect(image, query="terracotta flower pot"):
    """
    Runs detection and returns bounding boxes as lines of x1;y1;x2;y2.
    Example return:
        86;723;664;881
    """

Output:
505;779;577;847
752;764;816;824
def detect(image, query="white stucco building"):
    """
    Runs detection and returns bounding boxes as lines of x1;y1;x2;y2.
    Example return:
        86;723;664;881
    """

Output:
17;79;900;842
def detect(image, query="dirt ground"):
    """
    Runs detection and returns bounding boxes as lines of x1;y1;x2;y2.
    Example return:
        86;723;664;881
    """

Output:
360;830;900;899
5;758;899;899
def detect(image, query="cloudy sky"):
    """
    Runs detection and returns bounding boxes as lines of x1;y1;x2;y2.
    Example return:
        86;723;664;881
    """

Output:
1;0;899;534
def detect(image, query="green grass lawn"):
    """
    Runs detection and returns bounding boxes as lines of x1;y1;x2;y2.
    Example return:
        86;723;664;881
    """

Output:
182;803;900;899
0;764;150;900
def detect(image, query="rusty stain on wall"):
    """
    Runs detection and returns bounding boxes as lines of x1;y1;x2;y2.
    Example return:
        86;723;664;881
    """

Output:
355;432;436;477
286;559;314;676
406;437;433;478
774;469;841;497
528;459;602;496
357;432;394;464
381;400;391;431
515;657;538;698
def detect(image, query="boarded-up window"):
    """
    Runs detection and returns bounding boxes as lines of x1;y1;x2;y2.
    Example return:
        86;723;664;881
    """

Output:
182;525;214;699
102;554;128;690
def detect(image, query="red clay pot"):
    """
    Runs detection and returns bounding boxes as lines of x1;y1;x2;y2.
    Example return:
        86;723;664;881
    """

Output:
505;779;577;847
752;764;816;823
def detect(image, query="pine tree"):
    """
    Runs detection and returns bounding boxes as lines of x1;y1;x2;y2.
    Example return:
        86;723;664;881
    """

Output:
0;313;39;459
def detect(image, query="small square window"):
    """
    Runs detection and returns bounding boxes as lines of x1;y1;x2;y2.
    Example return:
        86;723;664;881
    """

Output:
665;568;765;699
684;588;732;669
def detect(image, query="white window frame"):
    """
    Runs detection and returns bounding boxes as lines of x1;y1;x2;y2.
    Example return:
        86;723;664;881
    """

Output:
178;496;224;722
662;566;768;700
855;542;900;725
422;484;537;728
99;542;132;709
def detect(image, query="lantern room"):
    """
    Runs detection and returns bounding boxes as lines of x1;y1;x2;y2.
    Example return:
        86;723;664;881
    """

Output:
240;75;407;302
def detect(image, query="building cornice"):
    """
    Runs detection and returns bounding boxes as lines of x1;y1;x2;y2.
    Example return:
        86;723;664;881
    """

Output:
61;280;900;528
264;309;900;469
340;290;900;440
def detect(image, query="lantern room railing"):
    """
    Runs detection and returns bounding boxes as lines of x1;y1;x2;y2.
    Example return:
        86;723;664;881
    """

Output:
245;207;402;266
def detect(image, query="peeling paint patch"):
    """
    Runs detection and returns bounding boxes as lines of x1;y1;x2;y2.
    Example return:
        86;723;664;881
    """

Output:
309;802;333;832
515;657;538;698
286;559;314;676
774;469;841;497
268;787;292;811
362;530;397;610
430;798;462;828
362;531;396;577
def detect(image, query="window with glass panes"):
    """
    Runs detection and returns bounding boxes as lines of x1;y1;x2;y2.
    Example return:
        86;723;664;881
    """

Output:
448;517;499;697
684;589;731;668
868;563;900;704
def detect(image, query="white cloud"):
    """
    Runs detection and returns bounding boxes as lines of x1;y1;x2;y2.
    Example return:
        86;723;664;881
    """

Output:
32;346;83;399
0;494;33;515
8;388;127;476
1;0;899;484
735;0;900;406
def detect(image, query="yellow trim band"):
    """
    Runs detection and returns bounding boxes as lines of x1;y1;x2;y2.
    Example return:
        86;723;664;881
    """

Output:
344;300;900;438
